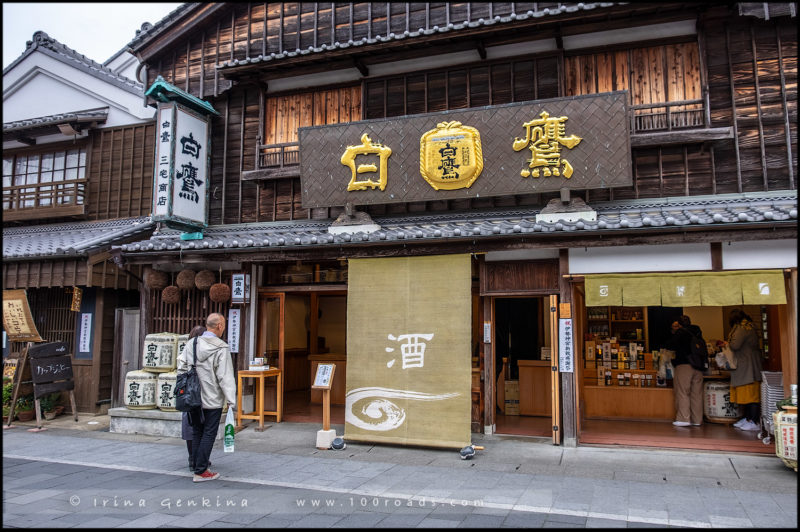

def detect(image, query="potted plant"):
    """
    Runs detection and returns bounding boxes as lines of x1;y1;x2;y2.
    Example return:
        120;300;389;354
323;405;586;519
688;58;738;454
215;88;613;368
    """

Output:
15;395;35;422
40;393;58;420
2;377;13;419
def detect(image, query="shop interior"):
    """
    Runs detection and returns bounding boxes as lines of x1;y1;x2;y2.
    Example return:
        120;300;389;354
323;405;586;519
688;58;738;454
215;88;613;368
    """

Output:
576;293;783;454
493;296;554;438
257;262;348;425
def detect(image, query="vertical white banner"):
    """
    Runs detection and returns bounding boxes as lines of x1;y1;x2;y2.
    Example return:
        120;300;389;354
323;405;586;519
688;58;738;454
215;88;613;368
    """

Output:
227;308;240;354
171;107;208;226
153;106;173;218
559;318;574;373
79;313;93;353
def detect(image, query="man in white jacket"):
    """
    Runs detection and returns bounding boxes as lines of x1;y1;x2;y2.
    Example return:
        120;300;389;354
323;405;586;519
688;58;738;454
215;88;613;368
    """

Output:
177;312;237;482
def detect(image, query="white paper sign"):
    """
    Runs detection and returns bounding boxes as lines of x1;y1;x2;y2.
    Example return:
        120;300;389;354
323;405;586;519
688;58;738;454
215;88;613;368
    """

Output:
153;106;173;217
79;313;93;353
231;274;246;304
227;308;240;353
313;363;334;387
558;318;574;373
171;106;208;226
483;322;491;343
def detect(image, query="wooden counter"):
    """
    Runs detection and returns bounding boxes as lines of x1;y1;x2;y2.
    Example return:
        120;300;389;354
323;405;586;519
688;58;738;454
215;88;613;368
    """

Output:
582;386;675;421
518;360;552;416
310;353;346;405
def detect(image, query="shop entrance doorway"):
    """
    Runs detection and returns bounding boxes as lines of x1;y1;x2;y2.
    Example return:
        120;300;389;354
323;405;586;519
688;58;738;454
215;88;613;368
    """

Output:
256;289;347;425
492;295;559;441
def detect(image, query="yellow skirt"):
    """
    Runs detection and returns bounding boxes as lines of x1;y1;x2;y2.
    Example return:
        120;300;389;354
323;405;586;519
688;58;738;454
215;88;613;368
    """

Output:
730;381;760;404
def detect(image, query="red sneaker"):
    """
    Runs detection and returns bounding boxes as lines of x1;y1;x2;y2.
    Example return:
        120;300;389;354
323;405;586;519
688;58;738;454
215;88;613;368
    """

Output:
193;470;220;482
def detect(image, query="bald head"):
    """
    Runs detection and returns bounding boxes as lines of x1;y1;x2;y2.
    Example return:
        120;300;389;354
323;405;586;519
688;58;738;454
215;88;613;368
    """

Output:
206;313;226;337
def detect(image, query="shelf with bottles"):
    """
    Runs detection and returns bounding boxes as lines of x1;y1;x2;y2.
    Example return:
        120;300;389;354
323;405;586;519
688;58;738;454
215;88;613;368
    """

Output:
584;305;649;351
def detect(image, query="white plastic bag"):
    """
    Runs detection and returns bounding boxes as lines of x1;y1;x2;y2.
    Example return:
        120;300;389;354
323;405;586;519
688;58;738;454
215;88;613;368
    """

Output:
224;407;235;453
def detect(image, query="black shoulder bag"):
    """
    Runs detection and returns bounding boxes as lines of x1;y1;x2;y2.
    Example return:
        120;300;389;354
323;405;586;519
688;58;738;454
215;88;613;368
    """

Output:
175;338;203;412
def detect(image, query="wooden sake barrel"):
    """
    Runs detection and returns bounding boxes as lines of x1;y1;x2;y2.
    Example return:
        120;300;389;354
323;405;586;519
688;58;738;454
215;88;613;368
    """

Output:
704;380;742;423
123;370;158;410
141;332;179;372
156;371;178;411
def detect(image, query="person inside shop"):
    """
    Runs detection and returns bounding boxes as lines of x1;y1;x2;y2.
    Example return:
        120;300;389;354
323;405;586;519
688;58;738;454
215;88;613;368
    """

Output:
666;315;704;427
723;309;762;431
180;325;207;470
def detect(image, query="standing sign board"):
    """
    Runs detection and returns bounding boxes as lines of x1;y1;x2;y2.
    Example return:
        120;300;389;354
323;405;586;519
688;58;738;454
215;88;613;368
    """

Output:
152;101;211;232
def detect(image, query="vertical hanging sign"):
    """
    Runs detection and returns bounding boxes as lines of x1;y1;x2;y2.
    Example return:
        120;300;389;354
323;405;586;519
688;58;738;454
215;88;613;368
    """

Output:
559;318;574;373
151;101;211;232
231;274;246;304
227;308;240;354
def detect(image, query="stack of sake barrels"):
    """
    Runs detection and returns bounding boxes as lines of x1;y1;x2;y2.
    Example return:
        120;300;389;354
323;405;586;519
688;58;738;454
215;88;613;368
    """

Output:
124;332;181;411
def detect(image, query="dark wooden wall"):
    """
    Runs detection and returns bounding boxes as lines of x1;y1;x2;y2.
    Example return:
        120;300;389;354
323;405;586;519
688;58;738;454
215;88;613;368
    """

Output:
86;122;156;220
703;12;797;194
140;4;796;226
143;3;561;99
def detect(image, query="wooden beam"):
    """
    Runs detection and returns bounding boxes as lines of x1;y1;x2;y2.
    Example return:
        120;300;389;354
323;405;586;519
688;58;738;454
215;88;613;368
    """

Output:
629;127;734;147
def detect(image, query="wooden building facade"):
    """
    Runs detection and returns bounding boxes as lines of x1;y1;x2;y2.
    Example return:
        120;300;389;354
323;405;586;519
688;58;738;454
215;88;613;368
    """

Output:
3;32;156;413
118;2;797;450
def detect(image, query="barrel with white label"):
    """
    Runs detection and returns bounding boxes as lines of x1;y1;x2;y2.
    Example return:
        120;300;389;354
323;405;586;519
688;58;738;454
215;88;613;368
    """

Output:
156;371;178;411
176;334;189;361
704;381;742;423
124;370;158;409
141;332;179;372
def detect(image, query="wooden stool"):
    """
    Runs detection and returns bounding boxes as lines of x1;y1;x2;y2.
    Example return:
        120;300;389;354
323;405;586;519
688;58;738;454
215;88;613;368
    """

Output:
236;369;282;431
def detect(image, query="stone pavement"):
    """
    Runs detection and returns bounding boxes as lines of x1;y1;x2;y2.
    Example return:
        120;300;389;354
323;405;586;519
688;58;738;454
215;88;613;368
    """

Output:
2;414;797;528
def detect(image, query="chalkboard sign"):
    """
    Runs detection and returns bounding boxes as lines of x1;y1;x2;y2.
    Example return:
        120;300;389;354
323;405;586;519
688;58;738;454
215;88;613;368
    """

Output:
28;342;75;399
312;363;335;389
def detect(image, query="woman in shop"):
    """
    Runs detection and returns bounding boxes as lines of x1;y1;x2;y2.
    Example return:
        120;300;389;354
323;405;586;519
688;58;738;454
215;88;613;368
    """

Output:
724;309;762;431
666;315;704;427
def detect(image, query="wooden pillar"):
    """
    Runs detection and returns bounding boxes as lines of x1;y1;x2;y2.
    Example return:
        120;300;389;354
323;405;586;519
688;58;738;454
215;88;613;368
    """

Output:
779;270;798;396
558;249;577;447
89;289;104;414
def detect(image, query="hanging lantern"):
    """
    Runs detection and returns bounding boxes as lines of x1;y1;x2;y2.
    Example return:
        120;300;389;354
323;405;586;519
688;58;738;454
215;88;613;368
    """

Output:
143;268;168;290
162;285;180;305
176;269;196;291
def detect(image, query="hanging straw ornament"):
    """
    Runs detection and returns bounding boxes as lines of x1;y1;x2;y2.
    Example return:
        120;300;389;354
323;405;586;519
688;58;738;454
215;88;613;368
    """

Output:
162;271;180;305
143;267;168;291
210;268;231;303
195;270;215;310
176;269;196;290
162;285;180;305
176;269;195;310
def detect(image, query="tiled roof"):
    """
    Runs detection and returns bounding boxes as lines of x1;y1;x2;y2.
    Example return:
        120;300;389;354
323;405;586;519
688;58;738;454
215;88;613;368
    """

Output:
3;31;142;95
216;3;618;71
126;3;202;51
115;191;797;255
3;107;108;133
3;217;154;260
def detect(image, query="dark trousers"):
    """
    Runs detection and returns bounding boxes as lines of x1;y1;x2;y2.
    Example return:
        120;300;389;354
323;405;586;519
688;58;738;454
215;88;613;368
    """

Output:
190;407;221;474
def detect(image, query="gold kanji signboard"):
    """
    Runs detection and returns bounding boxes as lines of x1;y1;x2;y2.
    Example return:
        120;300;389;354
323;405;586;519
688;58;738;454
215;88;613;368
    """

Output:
299;91;630;208
419;121;483;190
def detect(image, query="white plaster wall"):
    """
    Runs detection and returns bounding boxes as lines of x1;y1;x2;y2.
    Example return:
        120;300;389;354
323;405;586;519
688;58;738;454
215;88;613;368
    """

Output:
722;239;797;269
568;243;712;274
3;51;153;125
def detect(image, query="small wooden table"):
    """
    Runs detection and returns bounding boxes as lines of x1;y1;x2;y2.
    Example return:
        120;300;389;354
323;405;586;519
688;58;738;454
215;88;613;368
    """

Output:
236;369;282;431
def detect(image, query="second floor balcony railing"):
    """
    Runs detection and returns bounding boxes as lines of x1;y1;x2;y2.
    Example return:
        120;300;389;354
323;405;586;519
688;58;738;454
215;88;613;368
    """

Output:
630;98;706;134
2;178;87;221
